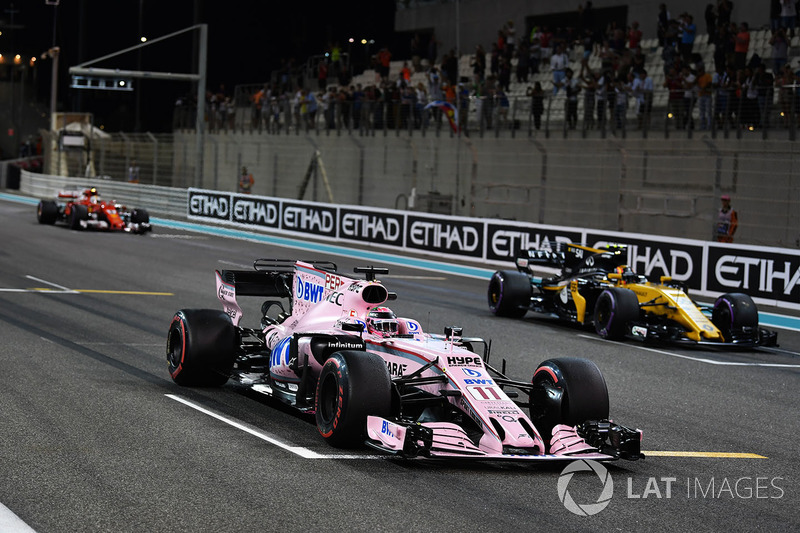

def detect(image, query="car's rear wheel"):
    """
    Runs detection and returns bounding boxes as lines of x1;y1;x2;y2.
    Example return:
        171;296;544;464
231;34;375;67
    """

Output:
488;270;531;318
529;357;610;439
712;293;759;342
594;288;639;340
167;309;237;387
315;350;392;448
69;204;89;230
37;200;58;224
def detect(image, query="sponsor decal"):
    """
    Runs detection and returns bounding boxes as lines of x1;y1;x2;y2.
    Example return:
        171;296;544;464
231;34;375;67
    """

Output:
464;378;494;385
232;197;280;227
188;190;232;220
462;368;482;377
486;224;582;261
407;216;483;257
587;234;703;288
270;337;293;369
466;385;504;401
446;356;482;367
386;361;407;377
631;326;648;338
281;202;336;236
325;273;345;291
339;209;404;246
708;247;800;300
296;279;325;303
325;291;344;306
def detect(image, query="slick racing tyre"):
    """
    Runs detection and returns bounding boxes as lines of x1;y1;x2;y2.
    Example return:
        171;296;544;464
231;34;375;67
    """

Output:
69;204;89;230
130;208;150;224
167;309;237;387
315;350;392;448
529;358;610;439
488;270;531;318
712;293;758;343
37;200;58;224
594;288;639;340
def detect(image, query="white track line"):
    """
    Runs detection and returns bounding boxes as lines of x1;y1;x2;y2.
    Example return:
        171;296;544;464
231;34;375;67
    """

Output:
0;502;37;533
578;334;800;367
164;394;379;459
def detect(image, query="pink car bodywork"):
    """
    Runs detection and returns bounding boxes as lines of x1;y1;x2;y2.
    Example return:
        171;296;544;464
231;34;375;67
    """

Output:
171;259;642;462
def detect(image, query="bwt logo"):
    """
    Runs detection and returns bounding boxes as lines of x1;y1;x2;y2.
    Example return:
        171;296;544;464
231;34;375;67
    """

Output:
341;214;401;241
295;280;324;303
190;194;229;218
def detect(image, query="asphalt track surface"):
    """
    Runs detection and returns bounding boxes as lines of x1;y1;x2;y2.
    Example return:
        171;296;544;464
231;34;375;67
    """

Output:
1;195;799;533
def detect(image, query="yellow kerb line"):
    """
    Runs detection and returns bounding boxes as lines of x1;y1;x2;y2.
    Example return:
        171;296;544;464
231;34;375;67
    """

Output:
643;451;767;459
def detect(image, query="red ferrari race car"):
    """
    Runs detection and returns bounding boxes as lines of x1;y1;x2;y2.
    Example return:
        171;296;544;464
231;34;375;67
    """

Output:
36;187;151;234
166;259;642;462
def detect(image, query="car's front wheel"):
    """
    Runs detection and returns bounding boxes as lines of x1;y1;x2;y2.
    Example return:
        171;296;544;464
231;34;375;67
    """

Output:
529;357;610;440
315;350;392;447
167;309;237;386
69;204;89;230
594;288;639;340
712;293;759;342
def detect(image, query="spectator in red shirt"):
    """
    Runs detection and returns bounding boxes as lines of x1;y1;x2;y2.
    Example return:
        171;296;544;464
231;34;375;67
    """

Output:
628;21;643;49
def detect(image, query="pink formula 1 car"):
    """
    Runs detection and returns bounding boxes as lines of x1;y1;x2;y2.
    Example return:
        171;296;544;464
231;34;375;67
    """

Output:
166;259;642;462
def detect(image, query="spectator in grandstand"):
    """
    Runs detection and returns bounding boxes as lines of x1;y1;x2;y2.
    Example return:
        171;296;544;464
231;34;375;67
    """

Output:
352;84;365;130
428;31;441;65
664;66;685;128
657;3;671;47
516;39;530;83
705;4;717;44
443;50;459;86
562;68;581;129
716;0;733;29
471;45;487;82
696;64;714;130
504;20;517;59
527;82;545;130
550;43;570;95
770;26;789;73
498;56;512;92
127;160;140;184
613;72;632;130
530;37;542;74
771;0;782;31
318;60;328;91
781;0;797;37
713;24;732;73
378;47;392;81
734;22;750;71
579;70;597;129
712;63;733;129
714;194;738;242
740;66;760;129
776;64;796;126
755;63;775;128
678;13;697;63
628;21;643;49
632;69;654;129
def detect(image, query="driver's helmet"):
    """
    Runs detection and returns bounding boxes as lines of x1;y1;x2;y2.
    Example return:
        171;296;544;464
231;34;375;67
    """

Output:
366;307;398;337
86;187;99;204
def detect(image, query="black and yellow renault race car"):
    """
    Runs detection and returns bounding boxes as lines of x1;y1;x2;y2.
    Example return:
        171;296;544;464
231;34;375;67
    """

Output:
488;243;777;348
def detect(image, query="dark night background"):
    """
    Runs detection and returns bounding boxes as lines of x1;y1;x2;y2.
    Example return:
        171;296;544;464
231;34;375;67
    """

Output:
5;0;396;132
